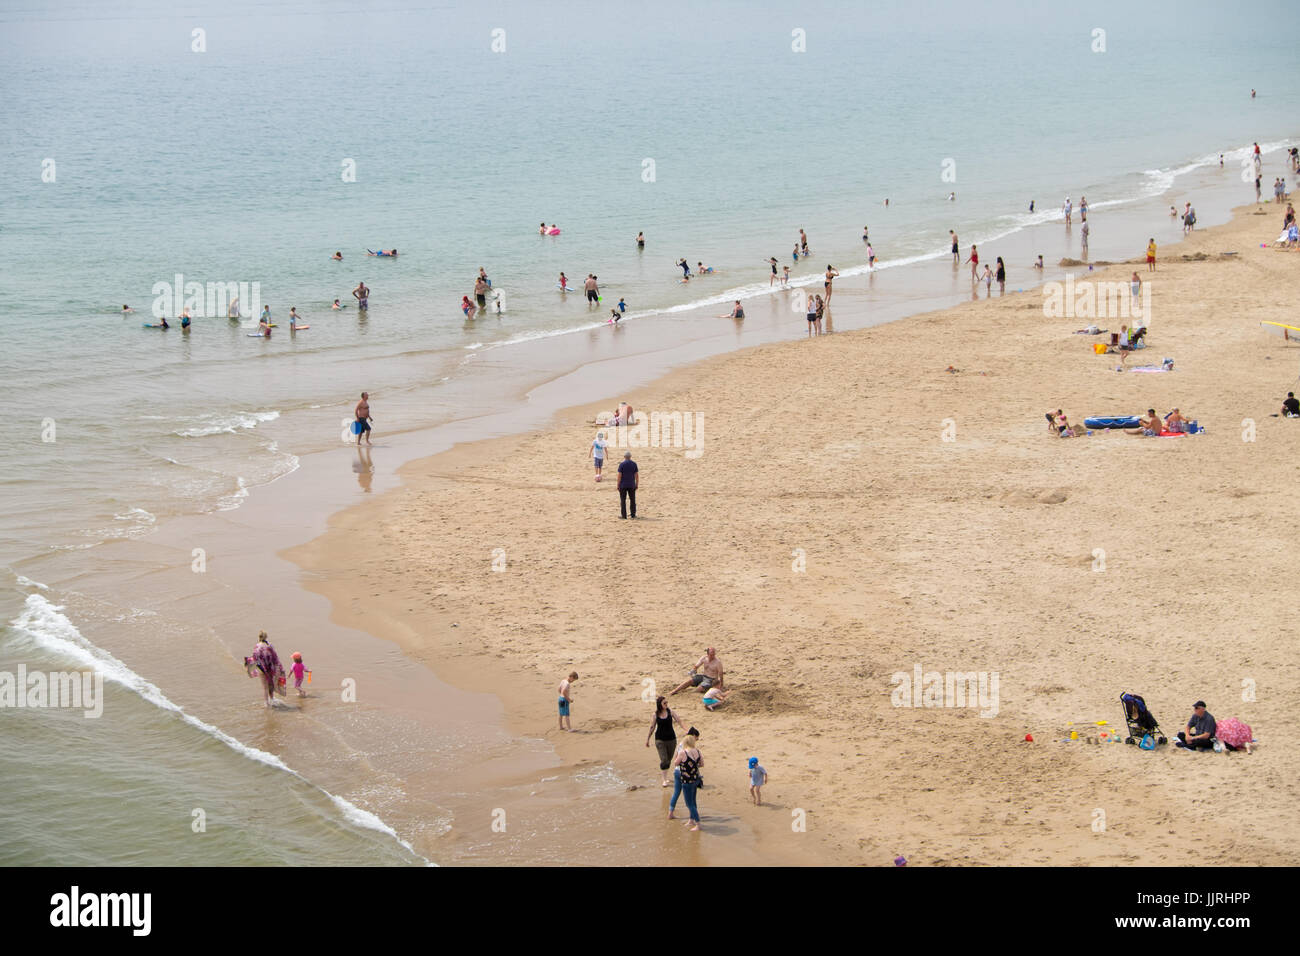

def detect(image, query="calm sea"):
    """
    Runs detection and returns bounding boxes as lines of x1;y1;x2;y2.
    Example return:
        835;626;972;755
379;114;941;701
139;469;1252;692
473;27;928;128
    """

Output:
1;0;1296;864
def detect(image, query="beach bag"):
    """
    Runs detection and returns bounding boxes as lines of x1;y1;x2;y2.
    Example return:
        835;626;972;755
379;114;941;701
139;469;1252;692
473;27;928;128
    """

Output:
1139;733;1156;750
679;751;702;786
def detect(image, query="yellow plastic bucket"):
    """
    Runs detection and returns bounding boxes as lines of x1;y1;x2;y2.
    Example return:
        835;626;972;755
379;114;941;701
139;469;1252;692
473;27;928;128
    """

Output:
1093;343;1107;354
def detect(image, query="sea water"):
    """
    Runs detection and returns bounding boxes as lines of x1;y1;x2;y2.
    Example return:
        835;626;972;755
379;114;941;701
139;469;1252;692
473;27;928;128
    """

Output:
1;0;1296;864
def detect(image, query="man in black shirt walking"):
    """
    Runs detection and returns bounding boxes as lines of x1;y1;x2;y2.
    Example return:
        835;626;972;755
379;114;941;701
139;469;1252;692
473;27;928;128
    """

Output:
617;451;638;519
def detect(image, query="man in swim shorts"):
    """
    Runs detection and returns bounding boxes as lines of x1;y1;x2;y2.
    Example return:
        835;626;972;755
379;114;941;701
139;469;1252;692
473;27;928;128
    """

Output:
354;392;373;446
474;275;488;308
585;274;599;304
669;647;724;696
353;280;369;310
1130;408;1160;437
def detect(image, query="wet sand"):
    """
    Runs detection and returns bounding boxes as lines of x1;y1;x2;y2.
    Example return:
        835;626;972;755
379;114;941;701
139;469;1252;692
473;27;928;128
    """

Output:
297;202;1300;865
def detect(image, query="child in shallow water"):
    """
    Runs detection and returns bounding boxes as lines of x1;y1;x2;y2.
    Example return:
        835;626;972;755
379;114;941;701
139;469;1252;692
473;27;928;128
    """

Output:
290;652;308;697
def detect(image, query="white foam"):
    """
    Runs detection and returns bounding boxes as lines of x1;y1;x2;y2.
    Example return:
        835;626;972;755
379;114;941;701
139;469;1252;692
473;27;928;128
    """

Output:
15;575;49;591
215;476;249;512
175;410;280;438
8;594;433;865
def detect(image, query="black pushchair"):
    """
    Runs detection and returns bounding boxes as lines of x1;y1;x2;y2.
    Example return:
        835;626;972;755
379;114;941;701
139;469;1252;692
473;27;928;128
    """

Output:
1120;693;1168;746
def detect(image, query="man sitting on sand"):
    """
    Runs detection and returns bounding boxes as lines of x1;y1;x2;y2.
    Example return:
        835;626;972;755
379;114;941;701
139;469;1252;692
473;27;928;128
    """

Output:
1176;700;1216;750
1283;392;1300;417
669;647;724;696
1128;408;1162;437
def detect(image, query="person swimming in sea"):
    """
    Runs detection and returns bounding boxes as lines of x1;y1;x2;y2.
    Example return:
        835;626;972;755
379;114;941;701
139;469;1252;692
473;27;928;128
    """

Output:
332;299;344;310
331;251;342;260
121;304;134;314
636;231;644;247
367;248;398;256
180;311;191;330
696;262;714;274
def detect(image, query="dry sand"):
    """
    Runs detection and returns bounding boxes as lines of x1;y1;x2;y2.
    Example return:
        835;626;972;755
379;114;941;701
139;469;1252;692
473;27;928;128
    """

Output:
294;204;1300;865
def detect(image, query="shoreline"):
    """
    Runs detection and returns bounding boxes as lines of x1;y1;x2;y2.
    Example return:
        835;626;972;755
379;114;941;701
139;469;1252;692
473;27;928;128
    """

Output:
290;200;1300;865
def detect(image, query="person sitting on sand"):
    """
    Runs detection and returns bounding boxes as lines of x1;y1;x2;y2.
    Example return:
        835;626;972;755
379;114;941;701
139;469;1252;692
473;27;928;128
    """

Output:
669;647;724;696
729;301;744;319
1046;410;1084;437
1176;700;1216;750
1129;408;1162;437
1283;392;1300;417
606;401;635;427
701;686;730;710
1164;408;1190;433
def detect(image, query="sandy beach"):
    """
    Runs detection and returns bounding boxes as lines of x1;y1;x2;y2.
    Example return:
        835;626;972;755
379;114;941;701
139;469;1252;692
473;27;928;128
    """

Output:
291;203;1300;866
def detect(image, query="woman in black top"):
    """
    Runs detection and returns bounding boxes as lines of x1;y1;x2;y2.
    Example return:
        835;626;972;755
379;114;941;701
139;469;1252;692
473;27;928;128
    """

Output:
995;257;1006;294
646;695;687;787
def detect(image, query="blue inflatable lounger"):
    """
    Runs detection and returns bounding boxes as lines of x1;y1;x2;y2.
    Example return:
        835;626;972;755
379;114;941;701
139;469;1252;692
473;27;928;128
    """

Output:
1084;416;1141;429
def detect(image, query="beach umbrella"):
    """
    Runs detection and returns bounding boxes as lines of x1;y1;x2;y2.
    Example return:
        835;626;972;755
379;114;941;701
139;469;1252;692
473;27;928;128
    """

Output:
1215;717;1252;749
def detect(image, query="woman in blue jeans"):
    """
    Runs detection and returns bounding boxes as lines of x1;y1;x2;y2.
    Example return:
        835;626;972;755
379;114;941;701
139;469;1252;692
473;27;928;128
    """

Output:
667;734;704;830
